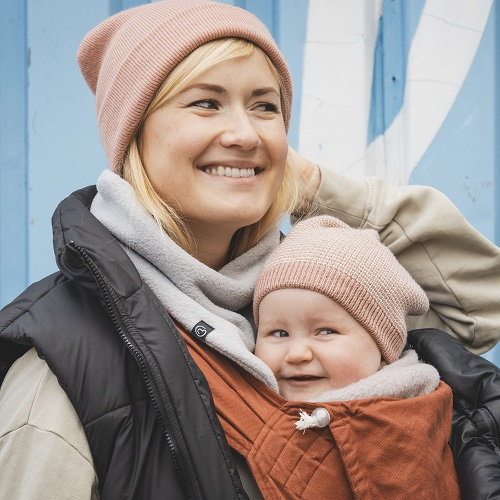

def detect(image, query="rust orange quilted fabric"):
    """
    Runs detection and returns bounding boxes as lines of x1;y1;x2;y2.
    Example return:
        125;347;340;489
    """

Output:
182;329;460;499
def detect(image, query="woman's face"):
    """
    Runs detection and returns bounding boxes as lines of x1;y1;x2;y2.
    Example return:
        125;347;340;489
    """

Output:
141;49;288;240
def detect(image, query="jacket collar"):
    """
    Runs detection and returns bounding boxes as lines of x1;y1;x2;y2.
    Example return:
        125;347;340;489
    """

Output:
52;185;142;300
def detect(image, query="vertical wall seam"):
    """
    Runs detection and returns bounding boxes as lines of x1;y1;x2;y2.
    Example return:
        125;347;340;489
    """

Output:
0;0;28;306
496;0;500;246
23;0;29;293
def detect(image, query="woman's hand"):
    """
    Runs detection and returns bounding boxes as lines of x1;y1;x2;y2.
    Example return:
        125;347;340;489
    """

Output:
288;147;321;207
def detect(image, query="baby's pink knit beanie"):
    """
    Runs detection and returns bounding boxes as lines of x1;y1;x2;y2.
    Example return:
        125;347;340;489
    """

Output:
77;0;292;173
253;216;429;363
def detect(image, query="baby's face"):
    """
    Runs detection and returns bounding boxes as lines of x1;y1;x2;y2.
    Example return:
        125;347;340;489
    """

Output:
255;288;383;401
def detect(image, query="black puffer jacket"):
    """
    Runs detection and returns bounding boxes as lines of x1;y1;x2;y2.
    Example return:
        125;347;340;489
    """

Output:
408;329;500;500
1;185;500;499
0;186;247;499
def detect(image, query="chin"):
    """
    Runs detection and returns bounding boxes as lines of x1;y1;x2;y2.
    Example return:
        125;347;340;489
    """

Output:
282;389;321;402
231;212;271;231
230;198;275;223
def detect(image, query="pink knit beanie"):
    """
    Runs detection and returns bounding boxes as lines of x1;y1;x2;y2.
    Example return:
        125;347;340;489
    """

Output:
253;216;429;363
77;0;292;173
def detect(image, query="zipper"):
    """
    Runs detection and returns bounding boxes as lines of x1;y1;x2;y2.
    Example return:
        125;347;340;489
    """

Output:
69;241;200;498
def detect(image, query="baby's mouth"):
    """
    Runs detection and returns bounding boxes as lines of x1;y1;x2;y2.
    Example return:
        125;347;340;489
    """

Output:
286;375;322;383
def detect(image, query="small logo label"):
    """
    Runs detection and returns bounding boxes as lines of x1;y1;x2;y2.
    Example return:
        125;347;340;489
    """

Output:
191;320;214;342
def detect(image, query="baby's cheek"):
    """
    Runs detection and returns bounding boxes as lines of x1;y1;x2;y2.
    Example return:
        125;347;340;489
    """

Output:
253;340;268;362
254;342;279;375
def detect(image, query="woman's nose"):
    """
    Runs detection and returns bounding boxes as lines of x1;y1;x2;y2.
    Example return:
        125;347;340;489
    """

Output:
284;341;314;364
219;109;261;150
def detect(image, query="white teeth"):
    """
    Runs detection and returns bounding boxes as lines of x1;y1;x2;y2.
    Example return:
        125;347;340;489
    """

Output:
241;168;255;177
204;166;256;177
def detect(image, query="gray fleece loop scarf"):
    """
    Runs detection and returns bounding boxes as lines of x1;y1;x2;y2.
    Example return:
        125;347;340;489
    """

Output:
91;170;440;399
91;169;280;389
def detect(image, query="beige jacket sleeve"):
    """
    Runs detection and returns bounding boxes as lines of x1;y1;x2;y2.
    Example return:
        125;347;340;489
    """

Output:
312;167;500;354
0;348;99;500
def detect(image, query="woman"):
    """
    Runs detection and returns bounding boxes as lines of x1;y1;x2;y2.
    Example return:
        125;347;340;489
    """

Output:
0;1;499;498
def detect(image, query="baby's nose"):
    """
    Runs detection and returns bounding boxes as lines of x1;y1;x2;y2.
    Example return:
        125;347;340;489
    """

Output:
284;341;314;363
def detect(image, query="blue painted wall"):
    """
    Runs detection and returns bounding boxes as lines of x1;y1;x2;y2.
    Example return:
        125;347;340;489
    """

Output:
497;0;500;246
410;5;496;242
1;0;28;305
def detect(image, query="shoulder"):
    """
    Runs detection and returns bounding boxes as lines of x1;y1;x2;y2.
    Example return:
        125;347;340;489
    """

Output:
0;272;68;329
1;348;89;446
0;348;98;497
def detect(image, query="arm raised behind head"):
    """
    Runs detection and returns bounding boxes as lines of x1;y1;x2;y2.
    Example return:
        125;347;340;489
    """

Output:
290;147;500;354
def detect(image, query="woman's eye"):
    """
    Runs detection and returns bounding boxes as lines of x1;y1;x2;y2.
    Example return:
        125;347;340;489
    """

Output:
254;102;279;113
271;330;289;338
189;99;219;110
317;329;337;336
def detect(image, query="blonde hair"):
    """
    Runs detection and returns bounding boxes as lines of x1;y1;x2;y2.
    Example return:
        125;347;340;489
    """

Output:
122;38;304;262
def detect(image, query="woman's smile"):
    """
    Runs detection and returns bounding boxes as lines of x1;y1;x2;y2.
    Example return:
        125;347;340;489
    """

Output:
201;166;257;177
198;161;263;178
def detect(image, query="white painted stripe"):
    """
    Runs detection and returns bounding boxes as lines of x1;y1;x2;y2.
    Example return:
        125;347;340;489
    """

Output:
298;0;383;179
363;0;493;184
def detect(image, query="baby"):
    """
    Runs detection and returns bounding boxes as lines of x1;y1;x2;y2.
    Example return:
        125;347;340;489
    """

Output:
254;214;438;405
250;215;461;497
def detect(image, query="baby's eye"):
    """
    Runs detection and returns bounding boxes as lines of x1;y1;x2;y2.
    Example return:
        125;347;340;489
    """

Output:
254;102;279;113
270;330;289;338
317;329;337;336
189;99;219;110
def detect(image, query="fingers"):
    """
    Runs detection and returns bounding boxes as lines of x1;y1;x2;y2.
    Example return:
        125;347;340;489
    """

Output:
287;147;321;202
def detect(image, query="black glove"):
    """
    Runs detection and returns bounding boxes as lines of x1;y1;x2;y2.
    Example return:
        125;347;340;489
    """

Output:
408;328;500;500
